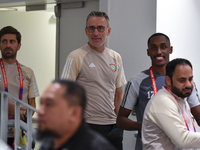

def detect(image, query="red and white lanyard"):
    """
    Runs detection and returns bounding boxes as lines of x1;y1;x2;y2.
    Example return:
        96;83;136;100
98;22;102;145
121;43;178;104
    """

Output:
149;67;157;94
0;59;23;100
164;86;196;132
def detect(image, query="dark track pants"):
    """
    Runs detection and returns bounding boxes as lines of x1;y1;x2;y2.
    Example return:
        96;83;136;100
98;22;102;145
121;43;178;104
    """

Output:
87;123;123;150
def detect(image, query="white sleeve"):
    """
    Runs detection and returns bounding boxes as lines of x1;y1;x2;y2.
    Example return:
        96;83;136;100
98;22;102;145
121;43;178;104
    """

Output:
61;52;81;81
121;80;139;110
187;81;200;108
151;97;200;149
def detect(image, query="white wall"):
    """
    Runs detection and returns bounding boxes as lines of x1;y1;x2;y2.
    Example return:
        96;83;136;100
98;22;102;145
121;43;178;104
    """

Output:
108;0;156;80
157;0;200;131
0;11;56;118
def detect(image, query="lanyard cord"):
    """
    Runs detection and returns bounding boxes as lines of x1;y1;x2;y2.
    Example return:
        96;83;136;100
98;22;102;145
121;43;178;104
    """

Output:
164;86;196;132
150;67;158;95
0;58;23;100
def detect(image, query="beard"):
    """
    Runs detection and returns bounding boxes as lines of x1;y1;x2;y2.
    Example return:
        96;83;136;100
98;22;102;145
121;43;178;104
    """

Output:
171;83;193;99
1;48;17;59
35;128;60;141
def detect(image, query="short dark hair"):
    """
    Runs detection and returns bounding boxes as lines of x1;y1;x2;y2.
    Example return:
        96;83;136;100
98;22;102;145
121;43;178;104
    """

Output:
166;58;193;79
0;26;21;44
147;33;170;47
86;11;109;27
53;79;86;114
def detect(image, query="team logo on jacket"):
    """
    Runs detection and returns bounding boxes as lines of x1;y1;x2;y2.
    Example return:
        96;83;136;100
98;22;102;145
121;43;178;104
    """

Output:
109;64;116;72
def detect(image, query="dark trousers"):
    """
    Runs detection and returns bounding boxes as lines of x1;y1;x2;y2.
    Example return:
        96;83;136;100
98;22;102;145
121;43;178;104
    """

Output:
87;123;123;150
7;138;14;149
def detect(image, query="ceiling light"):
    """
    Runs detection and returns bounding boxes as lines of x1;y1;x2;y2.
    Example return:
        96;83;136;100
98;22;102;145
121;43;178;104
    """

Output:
0;8;17;11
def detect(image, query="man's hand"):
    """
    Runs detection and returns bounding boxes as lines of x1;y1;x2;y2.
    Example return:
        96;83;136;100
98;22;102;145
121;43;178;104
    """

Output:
114;87;123;115
117;106;142;130
8;103;27;120
27;97;36;116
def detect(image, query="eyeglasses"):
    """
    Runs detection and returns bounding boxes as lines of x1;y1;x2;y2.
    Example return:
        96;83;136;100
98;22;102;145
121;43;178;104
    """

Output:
86;26;105;33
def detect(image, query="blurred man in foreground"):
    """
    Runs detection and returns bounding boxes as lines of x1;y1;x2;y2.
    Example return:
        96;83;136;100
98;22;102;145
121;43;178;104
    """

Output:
36;79;116;150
